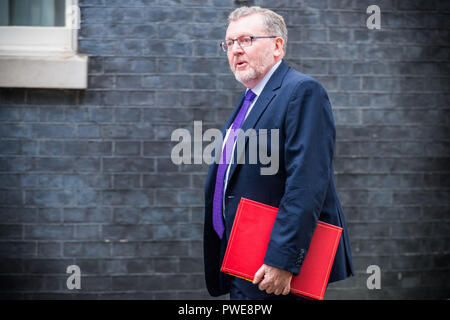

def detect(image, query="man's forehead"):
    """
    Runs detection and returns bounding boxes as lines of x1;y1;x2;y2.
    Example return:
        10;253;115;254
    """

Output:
225;14;265;38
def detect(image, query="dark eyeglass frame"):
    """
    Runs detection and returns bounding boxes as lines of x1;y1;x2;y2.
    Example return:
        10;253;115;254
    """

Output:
220;35;278;52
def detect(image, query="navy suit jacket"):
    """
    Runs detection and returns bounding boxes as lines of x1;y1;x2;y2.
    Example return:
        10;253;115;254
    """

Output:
203;60;354;297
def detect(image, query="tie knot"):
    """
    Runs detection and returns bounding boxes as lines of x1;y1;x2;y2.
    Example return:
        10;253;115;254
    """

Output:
245;89;257;102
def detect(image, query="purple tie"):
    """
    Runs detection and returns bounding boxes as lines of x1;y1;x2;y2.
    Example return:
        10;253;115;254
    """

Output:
212;89;257;239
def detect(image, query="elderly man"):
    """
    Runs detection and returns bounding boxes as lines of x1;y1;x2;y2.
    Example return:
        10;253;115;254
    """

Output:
203;6;353;300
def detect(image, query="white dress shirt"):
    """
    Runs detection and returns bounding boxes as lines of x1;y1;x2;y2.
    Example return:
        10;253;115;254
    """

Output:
221;60;282;216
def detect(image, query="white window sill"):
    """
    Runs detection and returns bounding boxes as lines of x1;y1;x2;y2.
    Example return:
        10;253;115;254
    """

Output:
0;52;88;89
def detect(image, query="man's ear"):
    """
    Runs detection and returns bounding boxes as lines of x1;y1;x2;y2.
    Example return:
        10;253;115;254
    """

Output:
274;37;285;58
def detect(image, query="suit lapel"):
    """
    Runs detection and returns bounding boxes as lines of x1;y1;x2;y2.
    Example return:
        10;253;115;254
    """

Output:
223;93;245;135
205;60;291;201
204;92;245;200
226;60;290;186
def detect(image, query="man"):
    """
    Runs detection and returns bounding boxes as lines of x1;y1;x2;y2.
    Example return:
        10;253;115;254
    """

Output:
203;6;353;300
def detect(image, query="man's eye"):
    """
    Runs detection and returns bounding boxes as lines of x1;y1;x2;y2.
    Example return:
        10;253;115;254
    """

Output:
226;41;234;46
242;38;251;44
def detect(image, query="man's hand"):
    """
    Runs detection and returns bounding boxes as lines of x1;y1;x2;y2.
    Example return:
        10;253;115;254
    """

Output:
252;264;293;295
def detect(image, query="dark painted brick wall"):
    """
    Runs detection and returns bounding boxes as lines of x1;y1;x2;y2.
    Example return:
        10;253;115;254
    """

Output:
0;0;449;299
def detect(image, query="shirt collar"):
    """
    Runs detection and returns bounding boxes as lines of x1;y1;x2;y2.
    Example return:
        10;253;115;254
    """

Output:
247;60;282;97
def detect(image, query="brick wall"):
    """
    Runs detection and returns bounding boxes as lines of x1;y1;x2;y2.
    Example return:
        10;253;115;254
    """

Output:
0;0;448;299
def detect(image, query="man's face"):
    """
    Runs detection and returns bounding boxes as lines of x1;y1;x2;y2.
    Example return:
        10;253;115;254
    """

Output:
225;14;281;88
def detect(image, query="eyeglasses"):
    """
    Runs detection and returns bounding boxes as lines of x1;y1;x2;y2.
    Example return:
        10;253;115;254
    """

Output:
220;35;278;52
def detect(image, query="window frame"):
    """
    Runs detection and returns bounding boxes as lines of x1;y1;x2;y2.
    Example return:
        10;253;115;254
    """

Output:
0;0;78;56
0;0;87;89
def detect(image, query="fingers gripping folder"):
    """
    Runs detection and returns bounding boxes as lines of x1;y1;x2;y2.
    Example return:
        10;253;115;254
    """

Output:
221;197;342;300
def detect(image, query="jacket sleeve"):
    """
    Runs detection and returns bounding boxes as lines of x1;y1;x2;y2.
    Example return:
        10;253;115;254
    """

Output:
263;79;336;275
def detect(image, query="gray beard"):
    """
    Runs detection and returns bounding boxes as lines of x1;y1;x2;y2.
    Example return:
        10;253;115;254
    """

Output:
234;67;259;85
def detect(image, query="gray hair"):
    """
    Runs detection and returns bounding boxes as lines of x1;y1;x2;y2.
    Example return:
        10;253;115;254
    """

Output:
228;6;288;51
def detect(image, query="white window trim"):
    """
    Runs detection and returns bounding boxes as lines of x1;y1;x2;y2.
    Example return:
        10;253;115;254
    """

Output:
0;26;75;55
0;0;88;89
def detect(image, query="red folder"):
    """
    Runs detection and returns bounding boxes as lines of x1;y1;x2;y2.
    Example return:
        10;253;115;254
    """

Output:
221;197;342;300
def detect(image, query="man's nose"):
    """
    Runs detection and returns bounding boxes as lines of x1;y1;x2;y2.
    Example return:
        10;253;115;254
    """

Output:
230;41;244;54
